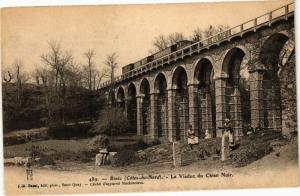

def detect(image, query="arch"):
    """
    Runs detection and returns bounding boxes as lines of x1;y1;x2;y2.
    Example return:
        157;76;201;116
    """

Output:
221;47;250;138
260;33;289;72
139;78;151;96
171;66;189;141
222;47;246;79
192;56;216;82
139;78;151;135
154;73;168;94
127;82;137;133
194;58;215;85
278;35;295;70
172;66;188;90
116;86;125;101
108;90;116;106
127;82;137;99
259;33;290;132
194;58;216;137
154;73;168;138
116;86;125;109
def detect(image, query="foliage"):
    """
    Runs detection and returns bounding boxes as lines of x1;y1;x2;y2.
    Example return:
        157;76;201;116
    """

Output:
113;149;139;166
86;135;110;152
47;122;92;139
150;25;230;53
2;41;107;133
151;32;185;52
230;131;282;167
4;136;26;146
191;25;230;41
89;107;131;136
134;138;150;150
28;145;56;166
2;82;104;133
231;142;273;167
51;150;94;163
28;144;94;165
149;138;161;146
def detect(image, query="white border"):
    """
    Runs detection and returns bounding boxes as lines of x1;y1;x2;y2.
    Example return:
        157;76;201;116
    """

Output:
0;1;299;196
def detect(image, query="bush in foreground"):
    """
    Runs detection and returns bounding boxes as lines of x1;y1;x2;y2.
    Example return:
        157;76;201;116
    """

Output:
86;135;110;153
89;107;131;136
230;141;273;167
113;149;139;167
47;122;92;139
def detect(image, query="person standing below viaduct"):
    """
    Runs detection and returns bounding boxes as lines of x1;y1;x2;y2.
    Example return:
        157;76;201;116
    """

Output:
186;124;199;149
224;118;235;150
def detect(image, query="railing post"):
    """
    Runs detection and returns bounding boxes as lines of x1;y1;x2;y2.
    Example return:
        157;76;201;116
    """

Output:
240;24;243;32
253;18;257;32
268;12;272;26
285;5;288;20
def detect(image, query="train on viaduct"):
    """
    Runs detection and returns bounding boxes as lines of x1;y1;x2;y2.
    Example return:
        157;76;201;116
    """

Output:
100;2;296;143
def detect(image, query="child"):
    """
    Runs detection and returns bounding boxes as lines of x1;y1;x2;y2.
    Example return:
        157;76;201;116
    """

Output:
26;162;33;181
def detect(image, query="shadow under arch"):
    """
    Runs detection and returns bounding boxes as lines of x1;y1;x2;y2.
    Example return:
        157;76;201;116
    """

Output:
259;33;290;132
154;73;168;138
221;47;250;138
140;78;151;135
127;83;137;133
194;58;216;138
171;66;189;141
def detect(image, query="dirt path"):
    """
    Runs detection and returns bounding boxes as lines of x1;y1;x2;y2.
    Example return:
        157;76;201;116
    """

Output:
4;140;299;195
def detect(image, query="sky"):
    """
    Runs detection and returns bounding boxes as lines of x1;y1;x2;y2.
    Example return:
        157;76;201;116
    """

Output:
1;0;293;77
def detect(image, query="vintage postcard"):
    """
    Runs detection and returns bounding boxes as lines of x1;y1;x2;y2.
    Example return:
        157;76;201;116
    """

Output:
1;0;298;195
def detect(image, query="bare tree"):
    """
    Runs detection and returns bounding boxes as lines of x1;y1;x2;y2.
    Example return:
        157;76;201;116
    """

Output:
41;41;73;124
204;25;230;38
168;32;185;45
2;69;12;106
41;41;72;98
11;60;29;106
104;52;118;84
83;49;97;122
32;66;53;119
95;69;107;90
191;27;203;42
150;32;186;53
152;35;169;51
84;49;95;91
191;25;230;41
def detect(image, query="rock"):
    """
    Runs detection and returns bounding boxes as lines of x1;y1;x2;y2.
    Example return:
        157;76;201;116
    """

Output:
4;156;33;166
95;154;102;166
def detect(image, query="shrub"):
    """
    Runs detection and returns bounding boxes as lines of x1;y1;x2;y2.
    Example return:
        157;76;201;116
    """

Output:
149;138;161;146
4;136;26;146
28;145;55;166
133;138;149;150
87;135;110;153
39;154;56;166
89;107;131;136
47;122;92;139
51;150;93;163
231;142;273;167
113;149;139;166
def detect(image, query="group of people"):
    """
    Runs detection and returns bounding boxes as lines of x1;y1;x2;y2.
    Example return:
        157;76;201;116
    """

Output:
186;118;264;150
186;125;212;149
245;123;264;136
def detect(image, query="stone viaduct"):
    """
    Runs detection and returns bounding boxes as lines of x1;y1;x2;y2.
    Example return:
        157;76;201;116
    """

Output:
100;2;296;143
